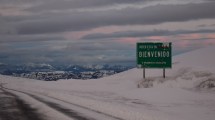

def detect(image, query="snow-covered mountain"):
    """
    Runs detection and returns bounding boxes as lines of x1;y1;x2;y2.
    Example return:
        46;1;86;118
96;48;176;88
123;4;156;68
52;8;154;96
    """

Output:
0;62;6;65
24;63;55;71
0;63;131;77
65;64;131;72
0;63;55;75
1;46;215;120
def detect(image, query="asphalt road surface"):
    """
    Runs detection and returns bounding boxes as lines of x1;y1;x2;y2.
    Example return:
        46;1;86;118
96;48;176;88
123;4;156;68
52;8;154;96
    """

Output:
0;83;121;120
0;89;44;120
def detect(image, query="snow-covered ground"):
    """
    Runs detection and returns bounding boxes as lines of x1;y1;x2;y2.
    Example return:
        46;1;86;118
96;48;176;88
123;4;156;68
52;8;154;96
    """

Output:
1;46;215;120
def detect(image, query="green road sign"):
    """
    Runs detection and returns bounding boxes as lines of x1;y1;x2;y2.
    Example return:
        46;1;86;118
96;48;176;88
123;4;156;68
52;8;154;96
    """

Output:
137;42;172;68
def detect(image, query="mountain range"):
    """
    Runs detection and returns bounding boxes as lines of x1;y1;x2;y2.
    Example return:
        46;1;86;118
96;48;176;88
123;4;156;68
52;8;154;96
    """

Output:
0;63;132;75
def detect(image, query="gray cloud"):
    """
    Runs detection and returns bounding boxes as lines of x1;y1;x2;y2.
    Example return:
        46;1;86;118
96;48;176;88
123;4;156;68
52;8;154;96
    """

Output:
0;51;54;64
14;2;215;34
26;0;151;12
0;0;214;65
0;37;135;65
198;24;215;28
65;41;131;51
82;29;215;39
0;35;65;43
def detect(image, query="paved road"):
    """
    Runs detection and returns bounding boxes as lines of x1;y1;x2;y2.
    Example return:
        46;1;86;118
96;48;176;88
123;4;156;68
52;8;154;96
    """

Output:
3;88;122;120
0;82;121;120
0;89;44;120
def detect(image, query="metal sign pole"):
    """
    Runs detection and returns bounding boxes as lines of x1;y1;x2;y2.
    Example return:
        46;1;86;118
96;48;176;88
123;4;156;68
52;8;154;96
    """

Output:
143;68;145;79
163;68;165;78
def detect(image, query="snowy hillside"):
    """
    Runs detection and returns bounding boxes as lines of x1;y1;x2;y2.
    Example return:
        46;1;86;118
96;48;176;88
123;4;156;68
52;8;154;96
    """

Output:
1;46;215;120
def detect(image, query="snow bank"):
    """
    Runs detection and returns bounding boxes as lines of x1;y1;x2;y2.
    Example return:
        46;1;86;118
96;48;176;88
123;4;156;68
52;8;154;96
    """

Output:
137;46;215;89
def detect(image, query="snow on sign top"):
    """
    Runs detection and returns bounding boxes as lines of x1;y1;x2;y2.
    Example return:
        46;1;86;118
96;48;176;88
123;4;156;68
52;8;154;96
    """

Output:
137;42;172;68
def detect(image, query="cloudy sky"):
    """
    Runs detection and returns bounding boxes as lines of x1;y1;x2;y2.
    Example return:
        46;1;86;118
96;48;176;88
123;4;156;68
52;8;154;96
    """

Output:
0;0;215;66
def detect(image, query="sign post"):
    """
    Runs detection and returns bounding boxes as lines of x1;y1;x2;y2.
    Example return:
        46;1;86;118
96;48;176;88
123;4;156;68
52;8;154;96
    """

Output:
163;68;165;78
137;42;172;78
143;68;145;79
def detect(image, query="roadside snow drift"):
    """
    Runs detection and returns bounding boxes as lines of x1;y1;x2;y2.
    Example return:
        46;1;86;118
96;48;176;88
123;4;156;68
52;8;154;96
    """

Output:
1;46;215;120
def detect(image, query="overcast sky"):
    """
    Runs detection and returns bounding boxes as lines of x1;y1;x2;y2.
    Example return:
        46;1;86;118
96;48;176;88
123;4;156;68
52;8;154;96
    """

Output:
0;0;215;66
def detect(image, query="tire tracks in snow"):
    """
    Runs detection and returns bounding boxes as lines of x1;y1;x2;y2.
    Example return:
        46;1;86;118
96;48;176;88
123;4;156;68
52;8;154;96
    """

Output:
2;86;123;120
0;88;45;120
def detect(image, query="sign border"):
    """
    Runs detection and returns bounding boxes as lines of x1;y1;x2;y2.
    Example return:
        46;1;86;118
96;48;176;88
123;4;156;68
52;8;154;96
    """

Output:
136;42;172;69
